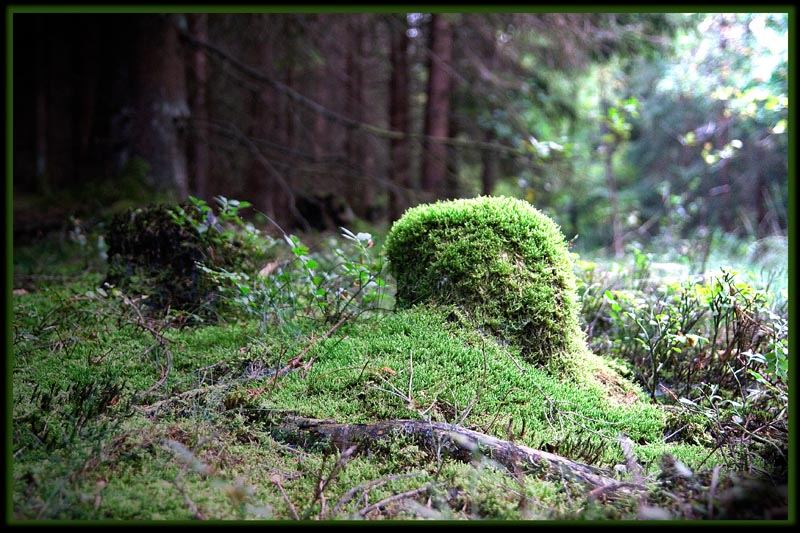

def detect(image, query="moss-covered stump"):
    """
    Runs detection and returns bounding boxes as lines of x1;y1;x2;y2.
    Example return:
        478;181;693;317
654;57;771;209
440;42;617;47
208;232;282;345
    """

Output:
105;202;259;315
385;196;587;369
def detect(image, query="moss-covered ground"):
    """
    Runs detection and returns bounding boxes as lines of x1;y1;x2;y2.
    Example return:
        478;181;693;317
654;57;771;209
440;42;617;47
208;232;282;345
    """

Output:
10;232;782;521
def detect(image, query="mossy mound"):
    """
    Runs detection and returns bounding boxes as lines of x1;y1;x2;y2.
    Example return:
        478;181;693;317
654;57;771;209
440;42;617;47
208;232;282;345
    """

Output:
105;202;261;315
384;196;585;369
255;308;686;467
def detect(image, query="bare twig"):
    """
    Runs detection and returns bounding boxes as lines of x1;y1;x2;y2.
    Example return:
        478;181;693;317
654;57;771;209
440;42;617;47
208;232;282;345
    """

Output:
302;444;359;520
173;473;206;520
358;484;432;518
270;474;300;520
121;294;173;396
708;464;721;519
328;472;427;519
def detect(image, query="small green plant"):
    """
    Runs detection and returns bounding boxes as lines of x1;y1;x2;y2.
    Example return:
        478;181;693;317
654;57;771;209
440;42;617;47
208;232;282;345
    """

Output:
105;196;269;317
576;257;788;475
201;227;388;331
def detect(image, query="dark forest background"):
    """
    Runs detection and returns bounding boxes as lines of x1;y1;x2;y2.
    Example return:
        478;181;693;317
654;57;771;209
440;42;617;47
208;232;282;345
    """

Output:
13;13;788;256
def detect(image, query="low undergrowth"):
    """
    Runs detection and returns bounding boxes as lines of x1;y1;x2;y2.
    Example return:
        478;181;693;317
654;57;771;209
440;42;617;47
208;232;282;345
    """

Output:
11;216;788;521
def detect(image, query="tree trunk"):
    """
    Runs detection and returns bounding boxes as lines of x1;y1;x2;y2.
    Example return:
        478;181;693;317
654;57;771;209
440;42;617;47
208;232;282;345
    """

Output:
481;131;498;196
245;17;276;219
188;14;210;200
76;23;99;176
344;17;368;217
34;19;49;191
388;16;411;221
421;14;453;199
605;144;623;258
131;14;189;198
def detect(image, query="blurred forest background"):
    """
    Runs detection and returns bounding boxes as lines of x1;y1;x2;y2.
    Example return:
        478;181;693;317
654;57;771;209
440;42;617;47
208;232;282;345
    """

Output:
13;12;788;262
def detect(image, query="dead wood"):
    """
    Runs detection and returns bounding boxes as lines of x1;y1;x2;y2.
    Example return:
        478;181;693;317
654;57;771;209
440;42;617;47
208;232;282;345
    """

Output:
263;414;643;492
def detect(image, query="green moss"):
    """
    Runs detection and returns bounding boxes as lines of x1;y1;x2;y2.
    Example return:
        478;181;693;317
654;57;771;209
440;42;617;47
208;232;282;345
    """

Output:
258;308;666;463
384;197;585;371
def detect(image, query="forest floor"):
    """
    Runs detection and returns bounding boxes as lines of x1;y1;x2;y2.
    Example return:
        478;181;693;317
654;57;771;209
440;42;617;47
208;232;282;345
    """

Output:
10;217;789;522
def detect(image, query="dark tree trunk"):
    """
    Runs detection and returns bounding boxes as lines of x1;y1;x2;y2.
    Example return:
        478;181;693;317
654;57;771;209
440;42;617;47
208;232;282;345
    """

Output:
445;105;459;198
345;17;369;218
245;15;295;226
76;23;99;175
131;14;189;198
388;15;411;221
604;143;623;258
34;19;49;190
421;14;453;199
481;131;498;196
188;14;210;200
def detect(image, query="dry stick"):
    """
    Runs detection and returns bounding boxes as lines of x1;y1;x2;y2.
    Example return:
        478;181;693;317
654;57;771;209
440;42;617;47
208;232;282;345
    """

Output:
328;472;427;519
174;473;206;520
587;481;644;501
358;485;432;518
270;474;300;520
707;464;721;519
271;416;638;492
618;434;645;487
121;294;173;395
303;444;359;520
273;315;349;379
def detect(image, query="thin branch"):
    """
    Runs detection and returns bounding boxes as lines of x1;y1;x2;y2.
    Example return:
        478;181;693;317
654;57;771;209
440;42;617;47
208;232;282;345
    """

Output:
358;484;431;518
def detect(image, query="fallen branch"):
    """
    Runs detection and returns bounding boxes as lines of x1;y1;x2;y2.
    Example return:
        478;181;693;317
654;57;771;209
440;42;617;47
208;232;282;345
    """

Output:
270;474;300;520
264;415;642;492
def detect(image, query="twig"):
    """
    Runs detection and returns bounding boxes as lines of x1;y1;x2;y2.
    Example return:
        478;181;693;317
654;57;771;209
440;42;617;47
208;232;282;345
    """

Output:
121;294;173;396
173;473;206;520
618;434;645;487
708;464;721;519
358;484;432;518
273;315;349;379
303;444;359;520
270;474;300;520
328;472;427;519
587;481;645;501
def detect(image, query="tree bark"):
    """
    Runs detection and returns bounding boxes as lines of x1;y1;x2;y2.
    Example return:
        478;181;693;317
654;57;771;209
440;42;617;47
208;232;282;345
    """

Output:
605;144;623;258
34;19;48;190
421;14;453;199
388;15;411;221
345;17;369;218
188;14;210;200
131;14;190;198
481;131;498;196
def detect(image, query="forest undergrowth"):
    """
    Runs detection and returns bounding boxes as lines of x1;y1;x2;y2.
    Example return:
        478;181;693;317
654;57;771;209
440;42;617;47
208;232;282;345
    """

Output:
11;201;789;521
